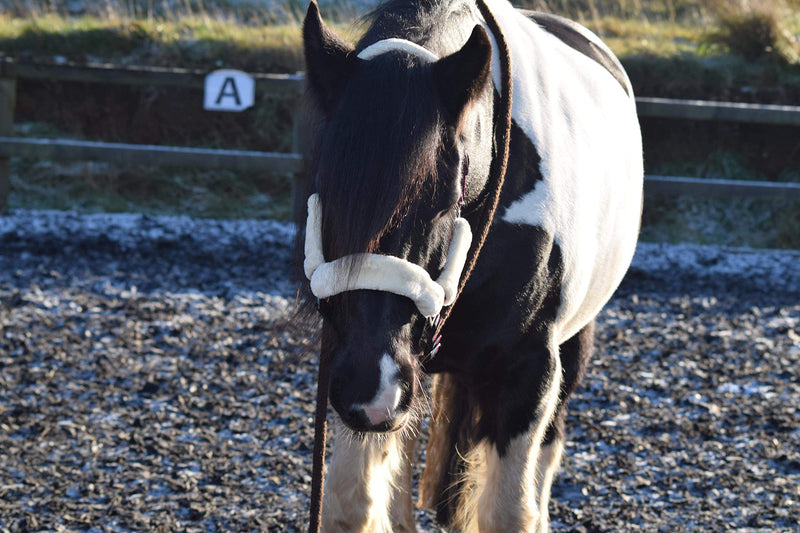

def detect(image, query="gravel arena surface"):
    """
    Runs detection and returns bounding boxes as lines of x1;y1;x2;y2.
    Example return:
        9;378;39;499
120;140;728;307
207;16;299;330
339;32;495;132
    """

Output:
1;210;799;532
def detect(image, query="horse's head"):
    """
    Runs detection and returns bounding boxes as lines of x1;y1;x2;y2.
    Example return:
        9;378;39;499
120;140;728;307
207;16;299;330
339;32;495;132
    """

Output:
302;1;493;433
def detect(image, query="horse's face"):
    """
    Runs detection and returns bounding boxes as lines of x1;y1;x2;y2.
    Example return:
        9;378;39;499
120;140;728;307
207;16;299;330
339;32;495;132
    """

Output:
303;1;491;433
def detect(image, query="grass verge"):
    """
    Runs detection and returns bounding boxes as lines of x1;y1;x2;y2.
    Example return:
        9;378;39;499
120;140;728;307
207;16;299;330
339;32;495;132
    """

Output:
0;10;362;73
642;149;800;249
9;154;293;221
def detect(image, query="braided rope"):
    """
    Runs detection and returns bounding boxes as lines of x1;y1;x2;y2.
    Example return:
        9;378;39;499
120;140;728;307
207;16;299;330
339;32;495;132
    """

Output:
308;333;330;533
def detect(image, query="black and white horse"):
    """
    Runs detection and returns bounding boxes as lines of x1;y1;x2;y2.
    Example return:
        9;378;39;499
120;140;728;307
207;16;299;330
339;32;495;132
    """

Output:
299;0;642;530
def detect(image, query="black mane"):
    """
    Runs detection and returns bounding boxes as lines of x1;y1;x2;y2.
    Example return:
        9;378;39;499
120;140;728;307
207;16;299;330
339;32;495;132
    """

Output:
315;0;471;260
359;0;469;50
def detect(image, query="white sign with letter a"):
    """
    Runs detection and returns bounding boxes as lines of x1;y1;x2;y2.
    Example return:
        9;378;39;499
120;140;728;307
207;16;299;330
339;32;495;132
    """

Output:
204;69;255;112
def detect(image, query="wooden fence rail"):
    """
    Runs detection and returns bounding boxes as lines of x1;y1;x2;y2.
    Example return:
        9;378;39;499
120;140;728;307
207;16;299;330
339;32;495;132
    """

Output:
635;97;800;126
1;59;799;211
0;137;304;174
643;176;800;201
0;59;304;96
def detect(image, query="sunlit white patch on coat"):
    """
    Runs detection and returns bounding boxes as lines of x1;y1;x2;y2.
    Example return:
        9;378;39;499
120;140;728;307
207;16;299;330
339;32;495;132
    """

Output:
475;0;643;344
535;440;564;532
357;354;403;426
323;421;405;533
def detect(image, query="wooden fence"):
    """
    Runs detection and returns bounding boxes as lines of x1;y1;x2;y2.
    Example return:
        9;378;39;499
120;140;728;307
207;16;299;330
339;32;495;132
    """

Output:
1;58;800;212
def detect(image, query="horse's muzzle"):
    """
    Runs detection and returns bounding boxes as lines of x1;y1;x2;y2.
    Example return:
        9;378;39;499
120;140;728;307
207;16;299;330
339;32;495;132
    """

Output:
329;353;415;433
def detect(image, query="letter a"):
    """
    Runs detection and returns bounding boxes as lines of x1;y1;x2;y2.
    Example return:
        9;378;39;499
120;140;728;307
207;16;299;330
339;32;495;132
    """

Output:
216;77;241;106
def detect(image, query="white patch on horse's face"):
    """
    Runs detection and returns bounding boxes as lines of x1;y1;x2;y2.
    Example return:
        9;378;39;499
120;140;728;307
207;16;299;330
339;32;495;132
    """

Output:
356;354;403;426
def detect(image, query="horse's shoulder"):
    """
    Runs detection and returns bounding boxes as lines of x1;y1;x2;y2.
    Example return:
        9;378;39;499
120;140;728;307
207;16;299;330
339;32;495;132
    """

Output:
517;10;630;96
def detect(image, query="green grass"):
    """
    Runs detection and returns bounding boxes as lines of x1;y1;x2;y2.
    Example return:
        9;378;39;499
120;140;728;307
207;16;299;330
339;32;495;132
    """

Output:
641;195;800;249
0;11;359;73
9;151;293;220
0;13;303;72
9;121;293;220
518;0;800;24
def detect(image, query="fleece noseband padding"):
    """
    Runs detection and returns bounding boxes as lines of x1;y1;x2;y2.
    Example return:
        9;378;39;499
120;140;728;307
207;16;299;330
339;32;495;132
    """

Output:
303;194;472;318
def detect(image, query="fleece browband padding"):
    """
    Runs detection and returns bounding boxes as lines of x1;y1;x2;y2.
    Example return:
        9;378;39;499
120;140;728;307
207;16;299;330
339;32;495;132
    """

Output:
304;194;472;318
357;38;440;62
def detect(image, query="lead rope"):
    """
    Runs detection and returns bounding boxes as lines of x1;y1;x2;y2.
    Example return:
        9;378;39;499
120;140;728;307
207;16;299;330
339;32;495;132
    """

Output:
307;1;513;530
308;329;330;533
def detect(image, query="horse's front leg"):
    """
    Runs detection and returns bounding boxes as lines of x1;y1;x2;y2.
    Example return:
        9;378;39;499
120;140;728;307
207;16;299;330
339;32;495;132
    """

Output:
390;419;419;533
458;341;563;533
535;322;595;529
322;419;412;533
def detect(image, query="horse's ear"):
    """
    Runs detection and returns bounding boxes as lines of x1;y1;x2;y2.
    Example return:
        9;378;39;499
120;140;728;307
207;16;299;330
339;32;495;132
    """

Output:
303;0;355;114
432;25;492;126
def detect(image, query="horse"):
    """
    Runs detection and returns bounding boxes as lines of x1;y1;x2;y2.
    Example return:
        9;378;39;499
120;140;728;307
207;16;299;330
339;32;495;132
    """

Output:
297;0;643;530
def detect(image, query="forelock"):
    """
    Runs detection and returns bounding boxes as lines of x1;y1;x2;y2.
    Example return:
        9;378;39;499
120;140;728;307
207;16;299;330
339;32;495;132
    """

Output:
316;53;444;261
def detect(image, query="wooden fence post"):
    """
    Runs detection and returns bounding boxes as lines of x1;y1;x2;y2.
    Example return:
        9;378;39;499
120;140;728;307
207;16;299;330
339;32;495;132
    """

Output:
0;75;15;213
291;98;311;226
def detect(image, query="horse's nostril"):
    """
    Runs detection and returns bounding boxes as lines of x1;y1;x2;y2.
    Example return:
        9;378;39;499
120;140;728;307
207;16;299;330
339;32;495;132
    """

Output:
360;391;400;425
344;406;367;426
355;354;403;426
329;353;413;431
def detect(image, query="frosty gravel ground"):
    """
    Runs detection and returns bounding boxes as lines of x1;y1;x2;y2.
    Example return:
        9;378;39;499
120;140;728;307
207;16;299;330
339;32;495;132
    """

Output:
1;210;798;532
